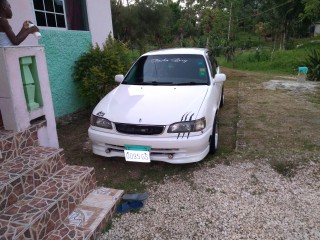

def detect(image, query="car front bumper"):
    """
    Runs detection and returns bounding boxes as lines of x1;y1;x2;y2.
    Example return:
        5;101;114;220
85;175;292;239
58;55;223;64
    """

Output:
88;126;212;164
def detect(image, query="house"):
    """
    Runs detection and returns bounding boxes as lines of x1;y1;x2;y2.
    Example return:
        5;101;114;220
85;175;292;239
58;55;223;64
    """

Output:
0;2;123;238
314;22;320;36
8;0;114;117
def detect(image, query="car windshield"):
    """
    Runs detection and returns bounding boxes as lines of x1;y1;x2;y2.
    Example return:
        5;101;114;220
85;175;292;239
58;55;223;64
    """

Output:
122;54;210;85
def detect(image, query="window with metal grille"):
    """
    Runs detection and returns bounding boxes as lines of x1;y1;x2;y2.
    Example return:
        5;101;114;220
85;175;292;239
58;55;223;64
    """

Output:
32;0;89;30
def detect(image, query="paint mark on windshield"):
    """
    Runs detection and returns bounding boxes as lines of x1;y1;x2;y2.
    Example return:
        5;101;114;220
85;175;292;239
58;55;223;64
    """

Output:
151;58;188;63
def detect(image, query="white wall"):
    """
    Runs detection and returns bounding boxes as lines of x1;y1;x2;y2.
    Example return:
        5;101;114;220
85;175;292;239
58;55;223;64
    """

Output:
86;0;113;47
8;0;113;47
0;46;59;148
7;0;38;46
315;22;320;36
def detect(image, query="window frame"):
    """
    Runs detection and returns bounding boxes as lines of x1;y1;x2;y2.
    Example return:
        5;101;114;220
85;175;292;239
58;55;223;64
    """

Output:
31;0;89;31
32;0;68;29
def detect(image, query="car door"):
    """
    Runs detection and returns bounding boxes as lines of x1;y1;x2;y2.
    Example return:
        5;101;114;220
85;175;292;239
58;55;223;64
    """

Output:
205;53;222;106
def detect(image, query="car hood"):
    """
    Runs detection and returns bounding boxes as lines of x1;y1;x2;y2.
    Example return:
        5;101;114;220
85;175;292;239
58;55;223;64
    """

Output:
93;85;208;125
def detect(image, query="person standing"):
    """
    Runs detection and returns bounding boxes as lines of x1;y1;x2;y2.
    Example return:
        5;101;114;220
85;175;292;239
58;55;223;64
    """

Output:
0;0;39;46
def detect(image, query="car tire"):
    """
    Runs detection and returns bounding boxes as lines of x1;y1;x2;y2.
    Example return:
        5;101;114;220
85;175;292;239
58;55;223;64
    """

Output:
209;116;218;154
219;86;224;108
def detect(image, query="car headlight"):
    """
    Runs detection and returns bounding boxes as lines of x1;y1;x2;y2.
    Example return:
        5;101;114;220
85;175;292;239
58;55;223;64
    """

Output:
168;117;206;133
90;115;113;129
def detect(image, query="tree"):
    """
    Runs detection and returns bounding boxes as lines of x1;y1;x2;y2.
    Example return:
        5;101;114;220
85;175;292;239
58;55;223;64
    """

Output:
111;0;315;53
300;0;320;22
251;0;304;50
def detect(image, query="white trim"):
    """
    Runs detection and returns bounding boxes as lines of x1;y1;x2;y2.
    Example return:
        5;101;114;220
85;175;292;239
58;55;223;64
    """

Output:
31;0;68;29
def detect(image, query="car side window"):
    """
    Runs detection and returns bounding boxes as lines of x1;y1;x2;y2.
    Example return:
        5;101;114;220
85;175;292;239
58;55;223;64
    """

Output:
205;53;217;77
211;58;218;75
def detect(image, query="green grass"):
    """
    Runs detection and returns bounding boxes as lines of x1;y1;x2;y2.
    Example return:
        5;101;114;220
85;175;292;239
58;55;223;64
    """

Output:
101;162;197;194
102;220;113;233
307;92;320;105
142;163;197;183
219;48;306;74
218;36;320;75
303;141;320;152
103;178;146;194
269;159;297;178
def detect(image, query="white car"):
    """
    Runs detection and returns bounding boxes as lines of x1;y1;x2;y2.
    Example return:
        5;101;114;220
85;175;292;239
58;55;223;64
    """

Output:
88;48;226;164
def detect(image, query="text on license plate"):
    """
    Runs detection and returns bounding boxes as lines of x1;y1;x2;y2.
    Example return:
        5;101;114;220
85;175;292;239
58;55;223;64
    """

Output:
124;145;151;163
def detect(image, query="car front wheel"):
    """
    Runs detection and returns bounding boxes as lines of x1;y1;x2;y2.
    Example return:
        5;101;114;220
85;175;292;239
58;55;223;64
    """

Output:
209;117;218;154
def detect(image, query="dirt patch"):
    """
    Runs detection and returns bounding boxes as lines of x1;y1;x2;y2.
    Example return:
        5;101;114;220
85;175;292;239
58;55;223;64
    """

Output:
263;80;320;92
232;68;320;170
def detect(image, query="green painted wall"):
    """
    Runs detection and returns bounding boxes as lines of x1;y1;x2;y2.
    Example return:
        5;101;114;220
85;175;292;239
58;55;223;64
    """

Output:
39;30;92;117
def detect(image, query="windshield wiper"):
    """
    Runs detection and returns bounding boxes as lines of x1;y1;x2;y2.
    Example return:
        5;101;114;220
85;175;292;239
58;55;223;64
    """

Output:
138;81;173;85
175;82;208;85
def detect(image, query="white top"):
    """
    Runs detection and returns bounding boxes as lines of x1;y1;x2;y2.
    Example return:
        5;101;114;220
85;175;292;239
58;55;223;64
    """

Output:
0;32;13;46
0;16;13;46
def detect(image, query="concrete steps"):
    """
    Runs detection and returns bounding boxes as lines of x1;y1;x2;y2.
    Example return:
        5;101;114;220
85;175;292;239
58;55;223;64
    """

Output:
0;123;123;239
0;165;95;239
47;187;123;239
0;147;65;211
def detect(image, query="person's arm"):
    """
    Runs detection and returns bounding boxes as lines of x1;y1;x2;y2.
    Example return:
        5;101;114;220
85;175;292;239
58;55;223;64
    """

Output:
0;19;39;45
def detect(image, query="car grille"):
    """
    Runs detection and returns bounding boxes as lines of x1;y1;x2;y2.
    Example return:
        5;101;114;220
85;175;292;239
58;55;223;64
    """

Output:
115;123;165;135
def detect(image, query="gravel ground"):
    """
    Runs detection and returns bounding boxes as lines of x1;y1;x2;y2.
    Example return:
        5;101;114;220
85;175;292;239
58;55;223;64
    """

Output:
101;157;320;239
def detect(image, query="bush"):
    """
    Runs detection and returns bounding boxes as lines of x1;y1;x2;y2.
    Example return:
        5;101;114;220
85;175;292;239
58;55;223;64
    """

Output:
304;49;320;81
249;49;271;62
218;48;307;74
73;35;132;106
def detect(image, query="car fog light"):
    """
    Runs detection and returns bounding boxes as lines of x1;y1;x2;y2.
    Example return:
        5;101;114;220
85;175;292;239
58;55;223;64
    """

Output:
168;154;174;159
105;149;111;153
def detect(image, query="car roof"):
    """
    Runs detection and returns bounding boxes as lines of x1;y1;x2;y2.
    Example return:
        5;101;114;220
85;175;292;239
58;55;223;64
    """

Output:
143;48;209;56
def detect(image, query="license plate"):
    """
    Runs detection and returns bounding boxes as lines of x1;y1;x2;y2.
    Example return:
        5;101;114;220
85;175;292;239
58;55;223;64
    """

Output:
124;145;151;163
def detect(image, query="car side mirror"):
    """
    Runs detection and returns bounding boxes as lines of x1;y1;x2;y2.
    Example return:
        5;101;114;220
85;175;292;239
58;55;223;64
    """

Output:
115;74;124;83
214;73;226;83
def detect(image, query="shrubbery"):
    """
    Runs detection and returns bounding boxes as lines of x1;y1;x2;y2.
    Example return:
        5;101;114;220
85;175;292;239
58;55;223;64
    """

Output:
218;48;307;74
216;36;320;76
73;35;132;106
304;49;320;81
249;49;270;62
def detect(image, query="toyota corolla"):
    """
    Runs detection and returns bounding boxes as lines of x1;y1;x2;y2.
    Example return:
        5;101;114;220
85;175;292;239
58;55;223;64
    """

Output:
88;48;226;164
